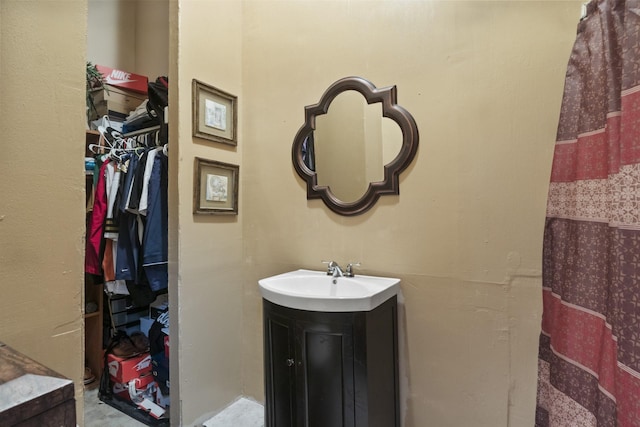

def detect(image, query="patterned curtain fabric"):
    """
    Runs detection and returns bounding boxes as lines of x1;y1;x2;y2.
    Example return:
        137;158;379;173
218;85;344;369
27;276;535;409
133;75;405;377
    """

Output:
536;0;640;425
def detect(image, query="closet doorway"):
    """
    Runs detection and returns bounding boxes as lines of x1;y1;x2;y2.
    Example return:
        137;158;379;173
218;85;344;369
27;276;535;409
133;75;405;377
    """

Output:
84;1;170;425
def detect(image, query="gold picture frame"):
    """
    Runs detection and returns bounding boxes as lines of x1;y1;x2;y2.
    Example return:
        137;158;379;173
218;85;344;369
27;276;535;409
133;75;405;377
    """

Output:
193;157;239;215
192;79;238;146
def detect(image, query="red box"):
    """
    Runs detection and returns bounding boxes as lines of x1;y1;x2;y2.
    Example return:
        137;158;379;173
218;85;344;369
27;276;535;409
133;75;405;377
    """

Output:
107;353;152;383
96;65;148;95
164;336;169;359
112;373;155;402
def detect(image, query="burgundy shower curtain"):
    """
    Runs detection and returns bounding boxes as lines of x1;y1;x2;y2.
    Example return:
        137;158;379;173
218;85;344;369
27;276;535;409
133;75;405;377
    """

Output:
536;0;640;426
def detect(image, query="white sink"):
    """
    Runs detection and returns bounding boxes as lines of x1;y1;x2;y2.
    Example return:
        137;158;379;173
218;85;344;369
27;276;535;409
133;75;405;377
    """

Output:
258;269;400;312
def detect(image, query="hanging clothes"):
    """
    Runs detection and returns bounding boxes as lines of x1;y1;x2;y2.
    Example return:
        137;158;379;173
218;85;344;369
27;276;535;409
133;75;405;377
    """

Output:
104;161;122;240
142;151;168;292
126;149;150;215
138;147;161;216
85;159;110;275
536;1;640;426
102;161;122;283
85;129;169;296
115;154;141;282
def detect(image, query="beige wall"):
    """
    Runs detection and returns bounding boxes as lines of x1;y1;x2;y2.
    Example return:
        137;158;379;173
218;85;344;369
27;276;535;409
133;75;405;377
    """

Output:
240;1;581;426
172;1;244;425
0;0;86;421
87;0;168;79
87;0;136;71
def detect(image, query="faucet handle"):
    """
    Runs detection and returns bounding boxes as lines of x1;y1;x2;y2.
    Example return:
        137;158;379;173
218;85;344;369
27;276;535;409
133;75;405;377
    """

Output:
345;262;361;277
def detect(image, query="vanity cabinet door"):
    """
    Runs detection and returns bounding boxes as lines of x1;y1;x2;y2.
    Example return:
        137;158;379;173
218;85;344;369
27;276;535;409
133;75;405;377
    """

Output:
294;314;356;427
263;297;399;427
264;308;296;427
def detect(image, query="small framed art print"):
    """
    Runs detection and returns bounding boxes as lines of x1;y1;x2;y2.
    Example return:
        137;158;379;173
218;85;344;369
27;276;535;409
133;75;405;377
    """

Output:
193;157;239;215
192;79;238;146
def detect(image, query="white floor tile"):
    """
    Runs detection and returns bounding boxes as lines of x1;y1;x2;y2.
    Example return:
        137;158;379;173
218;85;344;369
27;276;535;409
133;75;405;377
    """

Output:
203;397;264;427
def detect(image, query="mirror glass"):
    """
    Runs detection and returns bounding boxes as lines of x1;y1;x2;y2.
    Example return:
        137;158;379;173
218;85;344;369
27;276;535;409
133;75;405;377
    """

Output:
312;90;403;202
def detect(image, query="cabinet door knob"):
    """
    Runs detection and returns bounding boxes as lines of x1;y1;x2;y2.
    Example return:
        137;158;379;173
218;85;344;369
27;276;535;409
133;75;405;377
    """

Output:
286;358;295;367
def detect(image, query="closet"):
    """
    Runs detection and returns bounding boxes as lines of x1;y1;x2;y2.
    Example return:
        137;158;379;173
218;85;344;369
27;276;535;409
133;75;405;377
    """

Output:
84;108;170;422
85;2;170;424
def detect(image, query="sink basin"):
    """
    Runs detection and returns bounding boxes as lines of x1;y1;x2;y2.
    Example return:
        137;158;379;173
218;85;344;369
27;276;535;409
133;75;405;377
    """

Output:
258;269;400;312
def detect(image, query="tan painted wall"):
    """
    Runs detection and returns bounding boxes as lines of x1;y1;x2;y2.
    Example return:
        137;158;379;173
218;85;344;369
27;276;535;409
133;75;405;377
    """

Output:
0;0;86;421
172;1;244;425
87;0;168;79
240;1;581;426
87;0;136;71
134;0;169;80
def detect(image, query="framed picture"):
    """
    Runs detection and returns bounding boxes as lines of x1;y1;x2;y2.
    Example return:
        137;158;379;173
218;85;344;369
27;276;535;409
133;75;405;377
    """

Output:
193;157;239;215
192;79;238;146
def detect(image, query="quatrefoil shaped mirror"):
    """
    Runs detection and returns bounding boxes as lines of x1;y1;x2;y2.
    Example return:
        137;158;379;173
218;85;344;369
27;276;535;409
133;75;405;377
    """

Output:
292;76;419;216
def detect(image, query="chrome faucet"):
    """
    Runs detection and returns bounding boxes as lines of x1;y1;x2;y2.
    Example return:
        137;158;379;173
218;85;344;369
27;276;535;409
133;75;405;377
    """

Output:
323;261;360;278
323;260;344;277
332;264;344;278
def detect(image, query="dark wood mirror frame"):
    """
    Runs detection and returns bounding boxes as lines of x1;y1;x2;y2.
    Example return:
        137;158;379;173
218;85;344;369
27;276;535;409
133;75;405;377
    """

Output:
292;76;419;216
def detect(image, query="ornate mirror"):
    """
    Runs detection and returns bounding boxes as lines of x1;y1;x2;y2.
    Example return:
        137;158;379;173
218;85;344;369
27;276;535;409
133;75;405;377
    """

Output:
292;76;419;216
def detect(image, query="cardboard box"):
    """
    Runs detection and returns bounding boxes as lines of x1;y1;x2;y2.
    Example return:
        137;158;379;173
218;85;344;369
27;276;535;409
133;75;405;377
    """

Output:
111;373;155;402
96;65;148;94
91;85;146;116
108;353;152;384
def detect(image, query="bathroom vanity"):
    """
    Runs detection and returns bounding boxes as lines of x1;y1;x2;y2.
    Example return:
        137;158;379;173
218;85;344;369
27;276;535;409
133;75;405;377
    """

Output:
262;74;415;425
260;269;400;427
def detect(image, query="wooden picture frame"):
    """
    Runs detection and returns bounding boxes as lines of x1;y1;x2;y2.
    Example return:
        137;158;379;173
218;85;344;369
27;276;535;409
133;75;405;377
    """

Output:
192;79;238;146
193;157;239;215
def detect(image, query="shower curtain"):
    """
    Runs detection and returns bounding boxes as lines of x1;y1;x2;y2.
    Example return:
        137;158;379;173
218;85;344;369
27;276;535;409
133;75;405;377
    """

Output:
536;0;640;426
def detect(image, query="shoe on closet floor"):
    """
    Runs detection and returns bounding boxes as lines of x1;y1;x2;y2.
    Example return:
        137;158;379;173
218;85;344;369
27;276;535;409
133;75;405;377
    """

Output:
111;339;138;358
84;367;95;385
130;331;150;353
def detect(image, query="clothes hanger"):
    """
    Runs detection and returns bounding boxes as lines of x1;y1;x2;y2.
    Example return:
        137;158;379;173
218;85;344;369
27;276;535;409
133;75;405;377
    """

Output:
88;129;111;154
88;143;105;154
109;149;124;163
134;146;146;158
97;125;116;149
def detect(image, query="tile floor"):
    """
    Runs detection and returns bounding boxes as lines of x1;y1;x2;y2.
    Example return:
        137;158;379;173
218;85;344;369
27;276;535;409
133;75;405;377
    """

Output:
84;386;264;427
202;398;264;427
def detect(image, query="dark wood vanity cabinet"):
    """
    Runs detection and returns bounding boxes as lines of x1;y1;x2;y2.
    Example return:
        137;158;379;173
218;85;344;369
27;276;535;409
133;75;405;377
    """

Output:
263;296;399;427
